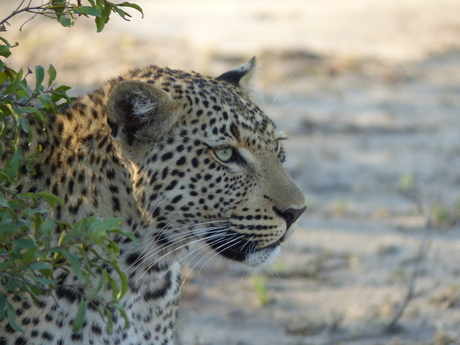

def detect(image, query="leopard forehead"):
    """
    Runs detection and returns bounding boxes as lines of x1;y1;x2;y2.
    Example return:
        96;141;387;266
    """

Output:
124;66;279;146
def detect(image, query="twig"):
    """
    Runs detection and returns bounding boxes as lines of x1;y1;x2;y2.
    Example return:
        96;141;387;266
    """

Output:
0;270;51;293
0;4;47;28
0;0;71;31
385;234;429;332
385;174;439;332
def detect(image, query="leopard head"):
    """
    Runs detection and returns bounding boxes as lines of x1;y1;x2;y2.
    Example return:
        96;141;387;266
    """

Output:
107;58;306;268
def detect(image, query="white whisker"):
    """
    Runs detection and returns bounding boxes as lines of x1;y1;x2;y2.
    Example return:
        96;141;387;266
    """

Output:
126;220;230;276
267;73;296;109
182;232;248;284
135;225;233;282
155;232;246;282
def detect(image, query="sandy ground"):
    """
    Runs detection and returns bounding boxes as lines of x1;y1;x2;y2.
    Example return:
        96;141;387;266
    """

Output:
2;1;460;344
178;52;460;345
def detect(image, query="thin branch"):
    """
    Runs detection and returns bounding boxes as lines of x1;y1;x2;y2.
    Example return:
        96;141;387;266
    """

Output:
385;235;429;332
0;270;51;293
0;5;49;28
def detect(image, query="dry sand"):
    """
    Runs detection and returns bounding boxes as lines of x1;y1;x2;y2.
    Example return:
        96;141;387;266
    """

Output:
2;0;460;344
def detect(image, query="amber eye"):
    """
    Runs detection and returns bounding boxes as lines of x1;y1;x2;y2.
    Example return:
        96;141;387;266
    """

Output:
214;147;234;162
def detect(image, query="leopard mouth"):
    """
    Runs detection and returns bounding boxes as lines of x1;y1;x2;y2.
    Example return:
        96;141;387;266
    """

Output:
205;230;281;262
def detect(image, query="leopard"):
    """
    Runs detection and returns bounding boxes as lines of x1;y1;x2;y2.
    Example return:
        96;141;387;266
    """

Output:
0;57;306;345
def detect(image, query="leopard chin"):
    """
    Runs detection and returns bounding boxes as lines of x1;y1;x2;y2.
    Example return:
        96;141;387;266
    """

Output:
206;234;281;267
244;244;281;268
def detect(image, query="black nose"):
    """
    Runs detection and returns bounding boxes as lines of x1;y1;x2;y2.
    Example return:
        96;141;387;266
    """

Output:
272;205;306;228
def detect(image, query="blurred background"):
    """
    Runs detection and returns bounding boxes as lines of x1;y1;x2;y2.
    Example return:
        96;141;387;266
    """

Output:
2;0;460;344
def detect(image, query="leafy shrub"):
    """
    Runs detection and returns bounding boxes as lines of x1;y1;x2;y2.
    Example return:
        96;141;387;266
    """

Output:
0;0;142;333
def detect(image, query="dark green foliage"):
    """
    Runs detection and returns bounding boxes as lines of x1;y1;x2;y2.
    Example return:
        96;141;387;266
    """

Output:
0;0;142;333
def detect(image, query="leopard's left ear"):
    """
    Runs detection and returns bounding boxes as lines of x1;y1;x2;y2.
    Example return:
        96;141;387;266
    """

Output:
216;57;258;92
107;80;181;146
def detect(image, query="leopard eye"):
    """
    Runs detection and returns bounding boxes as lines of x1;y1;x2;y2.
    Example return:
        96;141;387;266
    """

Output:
274;138;286;154
214;147;234;162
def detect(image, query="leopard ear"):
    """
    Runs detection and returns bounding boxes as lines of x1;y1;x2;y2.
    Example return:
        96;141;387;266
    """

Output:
216;57;258;91
107;80;180;145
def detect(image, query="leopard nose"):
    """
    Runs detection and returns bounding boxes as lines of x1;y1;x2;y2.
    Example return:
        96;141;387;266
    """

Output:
272;205;306;229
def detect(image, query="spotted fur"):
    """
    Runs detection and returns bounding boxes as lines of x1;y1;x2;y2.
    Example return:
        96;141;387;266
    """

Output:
0;58;306;345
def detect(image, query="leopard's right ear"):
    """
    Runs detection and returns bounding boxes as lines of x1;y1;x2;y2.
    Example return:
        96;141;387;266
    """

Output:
216;57;257;90
107;80;181;146
216;57;262;104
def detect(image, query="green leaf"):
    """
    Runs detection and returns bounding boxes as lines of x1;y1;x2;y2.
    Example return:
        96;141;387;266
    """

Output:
34;65;45;92
0;37;11;46
55;248;84;282
3;68;23;94
38;92;53;109
0;294;5;319
95;3;112;32
0;70;8;86
49;85;73;103
0;44;11;58
59;16;74;28
114;269;128;300
54;85;72;92
52;0;66;19
73;300;86;332
16;89;29;100
89;217;123;244
27;275;59;286
36;191;67;212
0;38;14;58
21;247;38;265
96;270;109;295
117;305;130;330
119;2;144;18
7;303;23;333
40;218;56;238
112;7;130;21
0;192;9;208
3;147;22;181
0;223;16;236
20;117;30;134
111;228;138;244
28;262;53;271
0;261;13;271
107;274;119;302
20;106;45;126
95;16;106;32
12;238;37;252
47;65;57;86
107;239;120;256
75;6;101;17
0;105;11;119
105;307;114;334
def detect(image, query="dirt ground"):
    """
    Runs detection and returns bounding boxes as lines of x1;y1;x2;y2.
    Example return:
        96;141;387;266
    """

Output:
178;52;460;345
2;0;460;344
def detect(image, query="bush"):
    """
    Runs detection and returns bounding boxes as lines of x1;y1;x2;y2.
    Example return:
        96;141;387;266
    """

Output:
0;0;142;333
